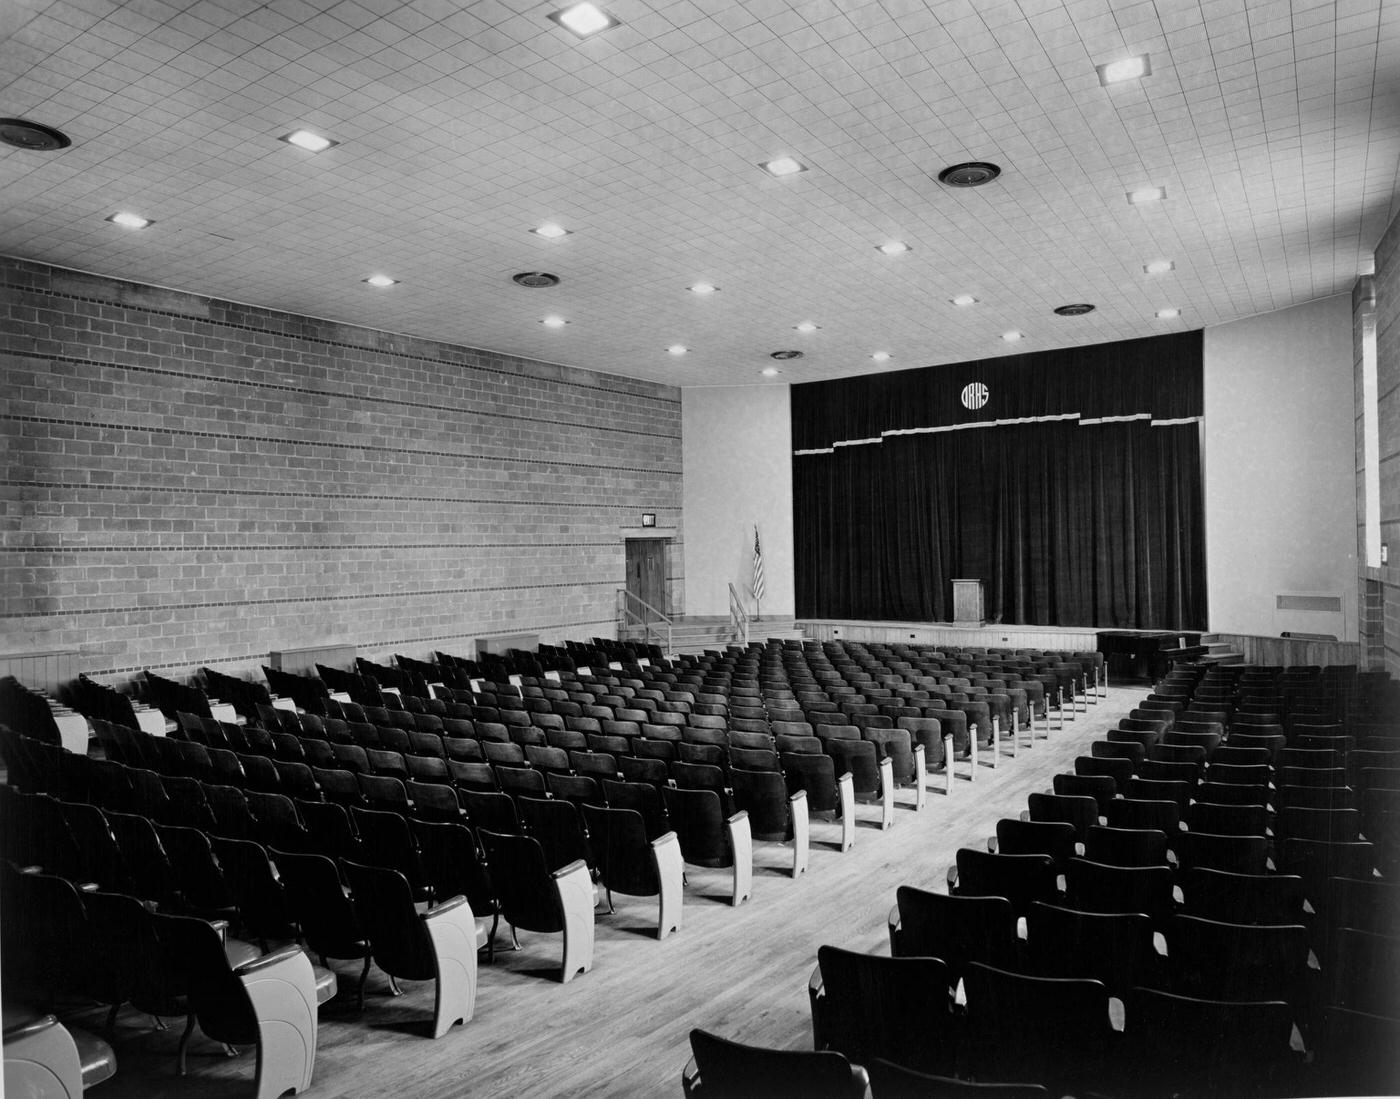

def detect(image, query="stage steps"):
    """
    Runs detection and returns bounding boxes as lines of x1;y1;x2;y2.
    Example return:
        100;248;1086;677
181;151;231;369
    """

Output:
1198;634;1245;664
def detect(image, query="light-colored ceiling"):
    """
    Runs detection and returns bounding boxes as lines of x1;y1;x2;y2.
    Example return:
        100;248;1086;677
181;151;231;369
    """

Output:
2;0;1397;389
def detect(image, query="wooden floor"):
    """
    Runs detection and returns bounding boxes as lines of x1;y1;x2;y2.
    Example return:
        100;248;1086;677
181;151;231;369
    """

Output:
82;686;1148;1099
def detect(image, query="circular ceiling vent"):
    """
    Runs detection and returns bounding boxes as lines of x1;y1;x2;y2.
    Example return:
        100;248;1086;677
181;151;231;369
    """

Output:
1053;303;1096;316
511;271;560;288
937;161;1001;187
0;118;72;151
770;350;804;360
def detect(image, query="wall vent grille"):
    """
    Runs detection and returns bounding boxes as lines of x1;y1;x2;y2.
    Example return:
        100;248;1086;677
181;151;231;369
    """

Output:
1276;594;1342;613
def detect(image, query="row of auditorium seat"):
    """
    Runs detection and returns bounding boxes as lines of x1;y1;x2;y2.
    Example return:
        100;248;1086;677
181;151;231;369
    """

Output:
685;654;1398;1098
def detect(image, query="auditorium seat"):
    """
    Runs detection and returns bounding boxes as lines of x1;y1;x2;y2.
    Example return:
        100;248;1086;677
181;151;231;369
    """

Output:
1121;987;1296;1099
887;886;1018;993
1024;901;1159;999
808;946;956;1076
683;1028;868;1098
477;830;594;982
340;859;481;1038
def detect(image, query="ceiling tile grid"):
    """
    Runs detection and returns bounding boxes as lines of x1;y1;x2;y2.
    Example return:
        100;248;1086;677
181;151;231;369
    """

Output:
1;0;1396;386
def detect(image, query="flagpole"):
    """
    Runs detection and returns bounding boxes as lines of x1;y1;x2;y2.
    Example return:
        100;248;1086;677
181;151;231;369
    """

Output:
752;523;765;623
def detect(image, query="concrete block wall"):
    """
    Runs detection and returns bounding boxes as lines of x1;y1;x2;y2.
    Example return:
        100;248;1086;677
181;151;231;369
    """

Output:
1374;212;1400;676
0;258;683;688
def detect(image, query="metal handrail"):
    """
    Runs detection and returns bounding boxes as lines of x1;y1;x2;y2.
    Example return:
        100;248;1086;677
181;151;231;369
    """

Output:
728;583;749;647
617;588;672;655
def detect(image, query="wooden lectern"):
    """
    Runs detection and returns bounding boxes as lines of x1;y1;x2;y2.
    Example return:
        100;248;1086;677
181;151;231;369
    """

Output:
952;579;984;625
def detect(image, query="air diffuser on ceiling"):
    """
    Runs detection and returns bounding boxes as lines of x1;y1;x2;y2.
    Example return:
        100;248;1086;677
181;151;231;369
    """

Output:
937;162;1001;187
512;271;560;287
0;118;72;150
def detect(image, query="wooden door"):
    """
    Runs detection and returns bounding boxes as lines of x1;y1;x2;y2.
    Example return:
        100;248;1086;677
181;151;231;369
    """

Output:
625;538;666;616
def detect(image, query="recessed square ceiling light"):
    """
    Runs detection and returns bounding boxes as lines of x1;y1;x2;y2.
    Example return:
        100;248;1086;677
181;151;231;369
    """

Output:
667;345;687;355
106;211;152;230
549;3;617;37
1097;54;1150;85
542;315;568;327
951;294;978;306
795;321;819;333
688;283;718;294
1156;307;1180;319
761;156;807;177
761;367;781;376
362;274;397;287
871;351;891;362
533;222;570;239
281;130;336;152
1144;259;1175;275
1002;331;1023;342
877;242;910;255
1128;186;1166;205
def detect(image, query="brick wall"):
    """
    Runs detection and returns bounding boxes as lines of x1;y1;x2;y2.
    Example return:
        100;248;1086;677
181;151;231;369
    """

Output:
0;258;683;688
1374;212;1400;675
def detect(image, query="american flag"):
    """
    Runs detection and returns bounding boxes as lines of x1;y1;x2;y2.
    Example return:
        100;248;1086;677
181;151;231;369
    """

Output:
752;526;766;603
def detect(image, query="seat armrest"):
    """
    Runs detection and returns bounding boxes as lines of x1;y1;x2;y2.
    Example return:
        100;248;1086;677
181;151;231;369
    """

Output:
681;1055;701;1097
947;864;958;891
807;962;824;1000
424;893;469;920
234;943;306;976
987;836;998;854
3;1011;60;1042
887;903;902;954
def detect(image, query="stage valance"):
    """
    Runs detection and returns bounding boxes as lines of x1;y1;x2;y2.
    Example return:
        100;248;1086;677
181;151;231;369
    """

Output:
793;330;1202;455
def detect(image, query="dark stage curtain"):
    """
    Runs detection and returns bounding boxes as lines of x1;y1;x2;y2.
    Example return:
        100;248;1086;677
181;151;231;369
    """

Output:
792;331;1206;629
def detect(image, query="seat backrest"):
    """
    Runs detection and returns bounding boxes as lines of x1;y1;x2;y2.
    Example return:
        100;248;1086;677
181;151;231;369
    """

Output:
519;796;591;873
1027;792;1098;839
349;805;426;890
892;886;1016;979
1104;797;1180;834
1174;831;1269;876
781;752;838;813
1179;866;1303;924
601;779;667;840
461;789;519;836
211;835;295;940
1052;773;1115;814
813;946;953;1074
729;766;789;838
341;859;435;981
953;849;1057;915
150;910;255;1038
581;803;656;898
1185;801;1268;837
1025;902;1155;996
825;738;880;795
1167;913;1308;1002
1065;857;1173;923
688;1028;866;1099
993;818;1076;867
1083;825;1168;868
478;830;563;933
963;962;1111;1082
1124;987;1294;1096
661;786;729;867
272;847;365;955
1074;754;1133;787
